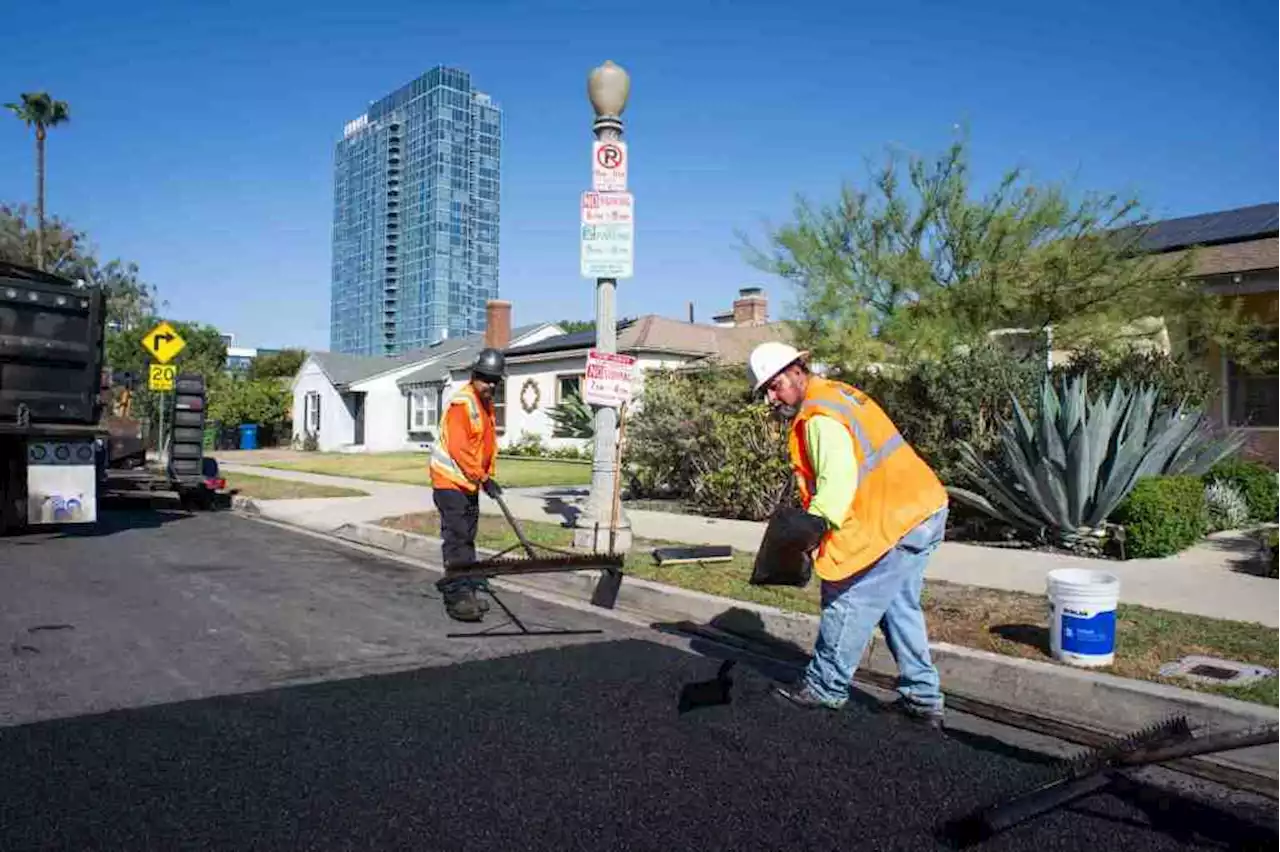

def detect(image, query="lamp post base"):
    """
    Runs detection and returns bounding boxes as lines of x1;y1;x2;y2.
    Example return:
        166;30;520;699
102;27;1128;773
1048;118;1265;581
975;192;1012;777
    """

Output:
573;516;633;555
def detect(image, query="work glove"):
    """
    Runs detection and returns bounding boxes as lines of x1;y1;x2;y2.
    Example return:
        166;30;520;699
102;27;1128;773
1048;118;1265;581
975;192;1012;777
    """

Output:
481;478;502;498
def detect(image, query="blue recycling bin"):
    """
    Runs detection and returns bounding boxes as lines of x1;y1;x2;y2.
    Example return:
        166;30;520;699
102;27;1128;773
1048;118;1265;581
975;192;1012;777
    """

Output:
238;423;259;451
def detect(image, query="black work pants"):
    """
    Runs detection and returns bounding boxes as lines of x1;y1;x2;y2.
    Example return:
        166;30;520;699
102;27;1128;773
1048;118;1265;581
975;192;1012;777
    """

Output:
434;487;480;585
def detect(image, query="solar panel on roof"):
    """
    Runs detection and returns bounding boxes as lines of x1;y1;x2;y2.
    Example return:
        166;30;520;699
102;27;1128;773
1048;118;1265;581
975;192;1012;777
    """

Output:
1138;202;1278;252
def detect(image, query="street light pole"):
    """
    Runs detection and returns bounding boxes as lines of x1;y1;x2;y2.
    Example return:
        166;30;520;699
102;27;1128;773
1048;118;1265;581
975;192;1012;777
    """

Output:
574;59;632;554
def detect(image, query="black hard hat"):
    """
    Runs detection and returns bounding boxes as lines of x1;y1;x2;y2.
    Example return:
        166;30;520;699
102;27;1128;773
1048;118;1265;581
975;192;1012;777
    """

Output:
473;347;506;380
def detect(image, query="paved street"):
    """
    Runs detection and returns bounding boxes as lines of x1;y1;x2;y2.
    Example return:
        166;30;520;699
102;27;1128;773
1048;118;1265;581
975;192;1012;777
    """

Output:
0;504;1274;850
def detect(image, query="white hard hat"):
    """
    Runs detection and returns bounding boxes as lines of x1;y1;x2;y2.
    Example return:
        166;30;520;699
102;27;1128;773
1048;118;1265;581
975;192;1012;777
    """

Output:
748;341;809;393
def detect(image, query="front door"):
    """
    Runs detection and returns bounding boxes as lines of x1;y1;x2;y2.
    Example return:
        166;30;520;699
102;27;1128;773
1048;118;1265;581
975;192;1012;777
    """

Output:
348;393;366;445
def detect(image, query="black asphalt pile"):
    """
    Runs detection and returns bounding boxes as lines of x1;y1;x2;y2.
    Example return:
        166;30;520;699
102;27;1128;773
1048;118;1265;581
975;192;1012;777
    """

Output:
0;637;1272;851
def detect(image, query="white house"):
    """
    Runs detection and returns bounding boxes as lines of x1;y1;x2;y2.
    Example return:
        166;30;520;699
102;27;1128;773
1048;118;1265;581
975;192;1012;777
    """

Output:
292;288;794;454
291;301;562;452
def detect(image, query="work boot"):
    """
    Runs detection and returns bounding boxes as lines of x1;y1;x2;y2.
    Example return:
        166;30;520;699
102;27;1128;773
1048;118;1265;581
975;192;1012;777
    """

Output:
875;696;945;730
443;586;485;623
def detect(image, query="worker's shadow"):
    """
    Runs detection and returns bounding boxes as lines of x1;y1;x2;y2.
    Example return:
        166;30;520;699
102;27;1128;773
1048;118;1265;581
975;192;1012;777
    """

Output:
655;607;890;714
541;495;582;527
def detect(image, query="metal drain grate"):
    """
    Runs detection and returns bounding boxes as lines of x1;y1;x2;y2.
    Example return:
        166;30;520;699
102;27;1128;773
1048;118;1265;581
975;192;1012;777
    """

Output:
1186;664;1239;680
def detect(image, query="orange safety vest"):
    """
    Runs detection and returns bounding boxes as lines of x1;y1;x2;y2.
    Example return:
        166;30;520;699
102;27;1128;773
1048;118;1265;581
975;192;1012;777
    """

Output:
789;376;948;582
429;383;497;493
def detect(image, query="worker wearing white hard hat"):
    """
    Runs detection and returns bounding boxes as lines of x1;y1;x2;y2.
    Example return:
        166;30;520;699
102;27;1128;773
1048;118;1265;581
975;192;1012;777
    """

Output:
747;341;950;727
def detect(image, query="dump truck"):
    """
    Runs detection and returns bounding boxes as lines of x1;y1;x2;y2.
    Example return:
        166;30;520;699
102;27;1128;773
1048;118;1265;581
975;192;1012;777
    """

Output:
0;260;227;533
0;259;109;533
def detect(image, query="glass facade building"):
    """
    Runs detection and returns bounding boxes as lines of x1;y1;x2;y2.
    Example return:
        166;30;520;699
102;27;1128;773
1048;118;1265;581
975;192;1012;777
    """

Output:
330;66;502;355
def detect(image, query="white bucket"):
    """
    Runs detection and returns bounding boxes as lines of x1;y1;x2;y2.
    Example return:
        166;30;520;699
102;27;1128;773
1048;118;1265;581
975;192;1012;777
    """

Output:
1047;568;1120;668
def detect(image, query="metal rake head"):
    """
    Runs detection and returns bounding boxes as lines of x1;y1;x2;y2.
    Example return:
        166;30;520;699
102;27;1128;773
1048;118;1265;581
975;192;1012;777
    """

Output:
1063;715;1194;777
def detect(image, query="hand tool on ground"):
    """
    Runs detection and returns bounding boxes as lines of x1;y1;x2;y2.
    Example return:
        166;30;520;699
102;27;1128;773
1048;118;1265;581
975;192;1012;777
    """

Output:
939;716;1280;847
437;484;626;639
677;659;737;714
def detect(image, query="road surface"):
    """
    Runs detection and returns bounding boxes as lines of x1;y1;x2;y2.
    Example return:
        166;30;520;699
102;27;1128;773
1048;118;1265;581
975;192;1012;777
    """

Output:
0;504;1273;851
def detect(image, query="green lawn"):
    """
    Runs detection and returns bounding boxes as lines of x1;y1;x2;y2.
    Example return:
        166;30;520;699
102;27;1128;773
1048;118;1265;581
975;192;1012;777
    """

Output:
381;510;1280;706
262;453;591;489
225;472;368;500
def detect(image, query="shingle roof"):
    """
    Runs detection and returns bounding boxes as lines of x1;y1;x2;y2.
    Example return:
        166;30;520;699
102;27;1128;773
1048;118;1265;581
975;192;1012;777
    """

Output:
310;352;395;387
310;323;550;388
504;315;795;365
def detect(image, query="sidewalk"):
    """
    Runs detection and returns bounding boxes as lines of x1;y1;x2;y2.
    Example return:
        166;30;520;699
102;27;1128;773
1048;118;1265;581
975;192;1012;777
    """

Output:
222;463;1280;627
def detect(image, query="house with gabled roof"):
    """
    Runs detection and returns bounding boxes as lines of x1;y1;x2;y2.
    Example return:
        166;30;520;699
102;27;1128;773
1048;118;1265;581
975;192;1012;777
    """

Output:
291;301;562;452
496;288;795;451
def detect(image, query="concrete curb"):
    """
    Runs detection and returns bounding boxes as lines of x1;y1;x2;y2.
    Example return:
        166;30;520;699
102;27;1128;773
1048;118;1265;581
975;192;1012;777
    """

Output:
231;495;260;515
324;519;1277;779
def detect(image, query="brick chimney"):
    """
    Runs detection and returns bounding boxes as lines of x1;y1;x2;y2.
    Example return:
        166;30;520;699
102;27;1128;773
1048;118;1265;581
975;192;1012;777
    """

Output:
732;287;768;326
485;299;512;350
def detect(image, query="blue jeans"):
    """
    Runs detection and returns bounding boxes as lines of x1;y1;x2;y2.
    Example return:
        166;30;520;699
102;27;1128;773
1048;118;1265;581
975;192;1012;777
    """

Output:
803;507;948;710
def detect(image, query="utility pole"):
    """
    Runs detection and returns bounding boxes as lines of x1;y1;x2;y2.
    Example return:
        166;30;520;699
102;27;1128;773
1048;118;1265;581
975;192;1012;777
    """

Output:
574;60;633;554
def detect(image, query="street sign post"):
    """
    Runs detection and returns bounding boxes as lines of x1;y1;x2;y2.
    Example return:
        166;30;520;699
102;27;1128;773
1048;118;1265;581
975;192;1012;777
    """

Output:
580;191;634;279
583;349;637;408
141;321;187;364
592;140;627;192
148;363;176;392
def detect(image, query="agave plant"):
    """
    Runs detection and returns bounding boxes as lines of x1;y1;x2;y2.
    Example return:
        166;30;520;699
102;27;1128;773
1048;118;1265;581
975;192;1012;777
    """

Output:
948;374;1244;545
548;390;594;439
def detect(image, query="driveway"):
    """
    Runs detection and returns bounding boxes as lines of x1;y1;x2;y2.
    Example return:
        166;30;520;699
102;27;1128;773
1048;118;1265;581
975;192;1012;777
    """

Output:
0;506;1272;850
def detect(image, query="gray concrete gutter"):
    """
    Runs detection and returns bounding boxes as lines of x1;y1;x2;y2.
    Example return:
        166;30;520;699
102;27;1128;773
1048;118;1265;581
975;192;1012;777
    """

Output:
238;502;1278;785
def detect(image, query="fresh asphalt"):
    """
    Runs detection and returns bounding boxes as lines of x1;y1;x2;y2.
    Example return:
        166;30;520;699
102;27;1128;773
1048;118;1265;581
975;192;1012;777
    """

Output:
0;501;1274;851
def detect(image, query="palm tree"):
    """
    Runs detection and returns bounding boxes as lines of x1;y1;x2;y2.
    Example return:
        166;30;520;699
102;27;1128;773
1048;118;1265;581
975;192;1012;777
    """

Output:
5;92;71;270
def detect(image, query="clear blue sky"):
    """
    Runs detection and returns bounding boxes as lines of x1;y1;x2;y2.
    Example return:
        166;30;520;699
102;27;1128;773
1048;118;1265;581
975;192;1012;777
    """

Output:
2;0;1275;352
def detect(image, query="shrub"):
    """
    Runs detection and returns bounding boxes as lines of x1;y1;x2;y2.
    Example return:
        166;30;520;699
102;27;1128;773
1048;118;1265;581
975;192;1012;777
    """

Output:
627;365;753;498
505;431;548;457
843;343;1044;485
1052;347;1213;410
1111;475;1208;558
686;405;794;521
1264;530;1278;579
1202;458;1278;524
1203;479;1250;532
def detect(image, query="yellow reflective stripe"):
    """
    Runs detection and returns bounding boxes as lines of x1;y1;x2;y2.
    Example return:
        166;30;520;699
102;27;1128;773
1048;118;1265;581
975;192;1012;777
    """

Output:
802;391;906;479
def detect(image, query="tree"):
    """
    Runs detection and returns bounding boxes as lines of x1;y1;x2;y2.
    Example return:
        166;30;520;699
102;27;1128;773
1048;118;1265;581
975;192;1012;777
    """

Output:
248;348;306;380
557;320;595;334
742;135;1266;372
5;93;70;271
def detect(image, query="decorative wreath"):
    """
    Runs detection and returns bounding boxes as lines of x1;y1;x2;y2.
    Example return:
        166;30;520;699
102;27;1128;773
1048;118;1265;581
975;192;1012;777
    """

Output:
519;378;540;413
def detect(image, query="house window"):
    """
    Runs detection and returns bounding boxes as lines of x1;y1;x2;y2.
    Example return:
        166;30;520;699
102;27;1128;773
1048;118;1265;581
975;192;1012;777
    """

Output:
1226;327;1278;428
305;391;321;434
556;373;583;404
407;385;441;433
553;373;585;438
493;380;506;436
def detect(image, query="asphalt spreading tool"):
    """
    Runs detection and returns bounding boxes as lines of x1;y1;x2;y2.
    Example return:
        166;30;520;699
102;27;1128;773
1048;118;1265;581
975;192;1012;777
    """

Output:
677;659;737;714
652;545;734;566
437;486;625;639
939;716;1280;847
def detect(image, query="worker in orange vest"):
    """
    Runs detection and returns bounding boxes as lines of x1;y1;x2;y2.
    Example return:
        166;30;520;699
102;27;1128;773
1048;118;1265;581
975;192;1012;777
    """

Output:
430;347;506;622
748;342;950;728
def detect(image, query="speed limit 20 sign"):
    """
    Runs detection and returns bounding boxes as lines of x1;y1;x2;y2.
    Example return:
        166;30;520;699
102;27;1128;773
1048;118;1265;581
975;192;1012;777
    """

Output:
149;363;176;391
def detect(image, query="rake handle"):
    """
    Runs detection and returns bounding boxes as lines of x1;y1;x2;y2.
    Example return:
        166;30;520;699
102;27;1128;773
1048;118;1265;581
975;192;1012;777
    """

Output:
486;484;538;559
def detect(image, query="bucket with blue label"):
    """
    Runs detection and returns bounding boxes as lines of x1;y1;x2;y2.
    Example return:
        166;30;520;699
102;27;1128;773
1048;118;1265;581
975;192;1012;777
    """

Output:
1047;568;1120;667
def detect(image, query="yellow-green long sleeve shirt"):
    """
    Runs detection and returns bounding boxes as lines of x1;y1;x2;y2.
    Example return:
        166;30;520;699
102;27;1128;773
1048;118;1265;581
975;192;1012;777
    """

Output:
804;414;858;529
